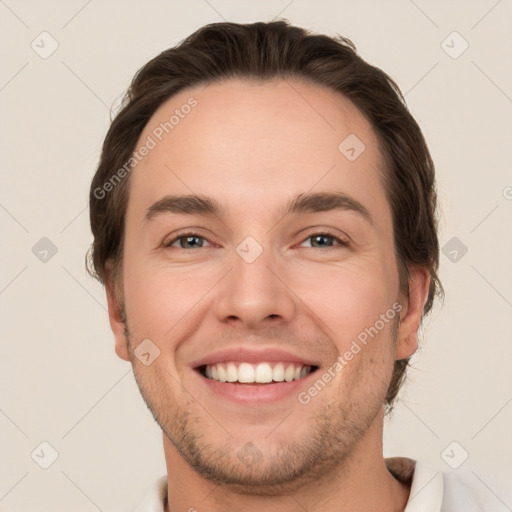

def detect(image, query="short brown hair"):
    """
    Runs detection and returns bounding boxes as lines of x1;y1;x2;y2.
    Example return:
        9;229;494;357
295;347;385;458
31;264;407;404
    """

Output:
87;19;443;410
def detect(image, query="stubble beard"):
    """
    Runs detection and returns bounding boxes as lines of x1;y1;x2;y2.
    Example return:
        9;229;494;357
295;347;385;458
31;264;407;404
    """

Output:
122;307;396;496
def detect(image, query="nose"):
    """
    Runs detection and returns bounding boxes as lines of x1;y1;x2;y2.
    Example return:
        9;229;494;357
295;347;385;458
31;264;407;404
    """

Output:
213;243;297;329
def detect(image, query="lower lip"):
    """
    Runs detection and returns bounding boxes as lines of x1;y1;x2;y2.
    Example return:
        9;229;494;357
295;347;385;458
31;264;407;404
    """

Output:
194;369;318;404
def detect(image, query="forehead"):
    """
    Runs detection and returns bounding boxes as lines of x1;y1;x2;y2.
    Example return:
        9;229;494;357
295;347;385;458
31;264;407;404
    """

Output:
128;78;389;222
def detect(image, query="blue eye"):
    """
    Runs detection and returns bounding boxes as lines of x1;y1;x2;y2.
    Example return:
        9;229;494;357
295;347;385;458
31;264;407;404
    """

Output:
165;233;211;249
164;231;349;250
300;232;349;248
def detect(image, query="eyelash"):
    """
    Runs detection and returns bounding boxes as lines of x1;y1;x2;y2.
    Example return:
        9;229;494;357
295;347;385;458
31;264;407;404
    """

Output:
163;229;349;250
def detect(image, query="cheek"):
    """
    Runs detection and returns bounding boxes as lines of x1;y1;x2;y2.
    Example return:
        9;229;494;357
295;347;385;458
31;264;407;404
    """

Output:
124;271;167;332
122;255;216;338
290;258;395;339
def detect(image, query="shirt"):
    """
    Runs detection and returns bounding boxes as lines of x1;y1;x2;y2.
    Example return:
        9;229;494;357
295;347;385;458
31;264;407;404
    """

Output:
134;457;498;511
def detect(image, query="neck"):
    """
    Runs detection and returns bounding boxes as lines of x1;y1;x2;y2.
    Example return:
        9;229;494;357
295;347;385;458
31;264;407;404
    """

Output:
162;409;410;512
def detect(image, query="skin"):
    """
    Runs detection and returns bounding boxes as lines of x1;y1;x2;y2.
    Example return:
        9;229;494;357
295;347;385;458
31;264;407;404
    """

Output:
105;78;430;511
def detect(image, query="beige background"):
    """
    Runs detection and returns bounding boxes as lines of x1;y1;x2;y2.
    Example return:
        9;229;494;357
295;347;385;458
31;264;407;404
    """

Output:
1;0;511;510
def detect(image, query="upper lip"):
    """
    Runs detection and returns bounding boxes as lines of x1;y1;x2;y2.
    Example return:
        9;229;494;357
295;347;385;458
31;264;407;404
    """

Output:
190;347;321;368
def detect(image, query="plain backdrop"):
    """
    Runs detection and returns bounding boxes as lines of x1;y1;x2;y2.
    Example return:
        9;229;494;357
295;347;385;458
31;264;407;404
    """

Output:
1;0;511;510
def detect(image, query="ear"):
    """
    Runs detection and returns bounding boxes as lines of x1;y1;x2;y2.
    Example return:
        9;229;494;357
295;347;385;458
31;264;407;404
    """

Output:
395;267;431;360
105;260;130;362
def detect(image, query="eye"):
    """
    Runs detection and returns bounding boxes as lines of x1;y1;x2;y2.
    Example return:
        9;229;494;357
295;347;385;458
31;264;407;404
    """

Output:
163;230;348;250
164;232;213;249
299;231;349;249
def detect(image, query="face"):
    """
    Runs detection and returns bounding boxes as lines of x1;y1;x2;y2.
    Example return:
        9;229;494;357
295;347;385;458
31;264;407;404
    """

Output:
106;78;427;494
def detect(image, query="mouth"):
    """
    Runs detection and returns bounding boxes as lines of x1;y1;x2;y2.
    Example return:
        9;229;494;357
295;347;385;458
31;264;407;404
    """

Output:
196;361;319;385
190;348;322;403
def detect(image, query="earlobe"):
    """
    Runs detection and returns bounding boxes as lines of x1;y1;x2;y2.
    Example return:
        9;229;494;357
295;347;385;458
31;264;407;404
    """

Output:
104;261;130;362
395;267;430;360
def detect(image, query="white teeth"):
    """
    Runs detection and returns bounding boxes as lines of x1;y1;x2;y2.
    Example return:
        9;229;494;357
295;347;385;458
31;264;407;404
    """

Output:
203;362;313;384
284;364;295;382
238;363;255;383
226;362;237;382
217;364;227;382
255;362;273;383
272;362;285;382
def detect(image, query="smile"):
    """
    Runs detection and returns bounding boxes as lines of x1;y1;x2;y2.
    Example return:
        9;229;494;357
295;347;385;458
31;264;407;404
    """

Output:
199;362;318;384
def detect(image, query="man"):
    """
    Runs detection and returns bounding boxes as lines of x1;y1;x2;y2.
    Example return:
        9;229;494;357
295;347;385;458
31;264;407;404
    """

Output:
87;20;490;511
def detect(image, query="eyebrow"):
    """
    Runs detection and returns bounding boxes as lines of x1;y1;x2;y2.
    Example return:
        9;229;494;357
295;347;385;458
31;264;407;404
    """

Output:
144;191;372;225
